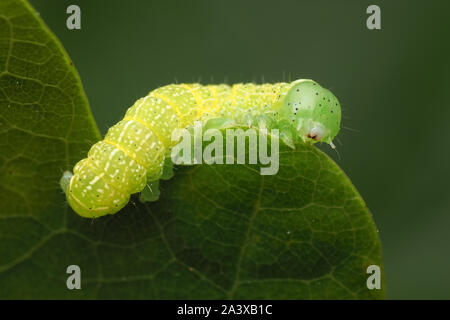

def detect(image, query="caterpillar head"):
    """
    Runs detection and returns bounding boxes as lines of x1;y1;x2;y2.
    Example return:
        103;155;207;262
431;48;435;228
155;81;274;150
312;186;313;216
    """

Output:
282;79;341;148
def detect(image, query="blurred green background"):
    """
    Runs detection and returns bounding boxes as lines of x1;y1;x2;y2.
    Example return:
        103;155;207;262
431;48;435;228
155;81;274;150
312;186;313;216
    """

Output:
29;0;450;299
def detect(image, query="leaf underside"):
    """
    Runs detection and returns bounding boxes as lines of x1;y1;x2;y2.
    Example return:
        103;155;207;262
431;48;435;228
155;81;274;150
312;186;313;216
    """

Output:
0;0;384;299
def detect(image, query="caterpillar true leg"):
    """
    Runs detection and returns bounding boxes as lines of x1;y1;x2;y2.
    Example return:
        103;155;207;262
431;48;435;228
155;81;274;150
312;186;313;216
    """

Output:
61;79;341;218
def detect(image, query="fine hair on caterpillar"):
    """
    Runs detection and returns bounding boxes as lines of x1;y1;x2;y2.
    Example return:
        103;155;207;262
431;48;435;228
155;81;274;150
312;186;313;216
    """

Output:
60;79;342;218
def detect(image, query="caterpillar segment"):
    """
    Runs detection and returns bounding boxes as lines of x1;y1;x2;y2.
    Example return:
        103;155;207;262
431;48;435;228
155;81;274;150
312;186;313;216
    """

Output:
61;79;341;218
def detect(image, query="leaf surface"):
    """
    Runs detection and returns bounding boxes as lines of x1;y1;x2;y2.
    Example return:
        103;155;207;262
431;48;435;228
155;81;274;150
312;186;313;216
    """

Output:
0;0;384;299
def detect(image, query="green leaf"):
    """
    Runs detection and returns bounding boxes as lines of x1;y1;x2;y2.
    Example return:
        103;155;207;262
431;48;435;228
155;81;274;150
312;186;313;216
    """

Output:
0;0;384;299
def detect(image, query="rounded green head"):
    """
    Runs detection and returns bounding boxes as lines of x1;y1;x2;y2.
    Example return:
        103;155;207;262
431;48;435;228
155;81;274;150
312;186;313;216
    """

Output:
282;79;341;147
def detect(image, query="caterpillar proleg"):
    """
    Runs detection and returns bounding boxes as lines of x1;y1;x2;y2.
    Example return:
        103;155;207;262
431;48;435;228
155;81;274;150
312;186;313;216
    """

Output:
60;79;341;218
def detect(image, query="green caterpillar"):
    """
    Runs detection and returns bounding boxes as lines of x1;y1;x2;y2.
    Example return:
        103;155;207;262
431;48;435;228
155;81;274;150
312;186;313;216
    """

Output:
60;79;341;218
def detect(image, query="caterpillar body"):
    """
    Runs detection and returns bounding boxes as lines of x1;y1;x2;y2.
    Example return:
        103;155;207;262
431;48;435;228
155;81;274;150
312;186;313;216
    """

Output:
60;79;341;218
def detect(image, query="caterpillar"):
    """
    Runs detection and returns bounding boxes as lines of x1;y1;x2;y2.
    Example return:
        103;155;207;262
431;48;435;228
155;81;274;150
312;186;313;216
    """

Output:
60;79;341;218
